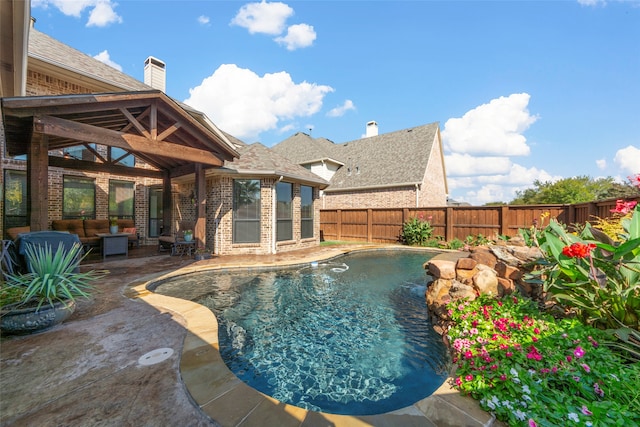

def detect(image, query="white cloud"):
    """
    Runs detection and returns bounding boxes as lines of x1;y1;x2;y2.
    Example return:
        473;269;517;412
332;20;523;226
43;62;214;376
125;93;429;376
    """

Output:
33;0;122;27
93;50;122;71
613;145;640;175
596;158;607;170
442;93;537;156
198;15;211;25
184;64;333;141
445;153;512;176
447;160;559;205
577;0;607;6
275;23;316;50
87;1;122;27
326;100;356;118
231;1;293;35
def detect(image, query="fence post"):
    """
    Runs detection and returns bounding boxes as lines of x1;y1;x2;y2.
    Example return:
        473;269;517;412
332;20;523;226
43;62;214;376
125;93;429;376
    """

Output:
446;207;454;241
367;209;373;242
336;210;342;241
500;205;510;237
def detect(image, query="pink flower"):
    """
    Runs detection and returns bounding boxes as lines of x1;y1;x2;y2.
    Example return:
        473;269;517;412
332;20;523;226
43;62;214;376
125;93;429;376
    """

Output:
506;351;513;357
526;346;542;361
528;419;537;427
581;405;593;416
455;377;462;387
574;346;585;358
464;350;474;359
594;383;605;397
465;374;473;382
533;327;540;334
566;355;573;362
500;374;507;381
581;363;591;373
611;199;638;214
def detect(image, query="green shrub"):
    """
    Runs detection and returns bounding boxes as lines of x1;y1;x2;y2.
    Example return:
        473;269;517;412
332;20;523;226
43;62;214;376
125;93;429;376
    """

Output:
401;216;435;246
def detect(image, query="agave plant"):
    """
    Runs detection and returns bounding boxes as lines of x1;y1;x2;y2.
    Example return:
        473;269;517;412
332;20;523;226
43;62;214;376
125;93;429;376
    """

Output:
2;242;106;311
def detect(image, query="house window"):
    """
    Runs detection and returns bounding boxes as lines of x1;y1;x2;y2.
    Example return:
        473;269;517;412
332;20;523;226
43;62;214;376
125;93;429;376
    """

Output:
233;179;261;243
3;170;27;230
63;176;95;219
110;147;135;167
276;182;293;241
300;185;313;239
109;180;134;219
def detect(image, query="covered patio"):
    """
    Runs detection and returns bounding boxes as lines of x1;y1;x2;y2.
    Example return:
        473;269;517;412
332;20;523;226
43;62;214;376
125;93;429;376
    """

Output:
1;90;238;248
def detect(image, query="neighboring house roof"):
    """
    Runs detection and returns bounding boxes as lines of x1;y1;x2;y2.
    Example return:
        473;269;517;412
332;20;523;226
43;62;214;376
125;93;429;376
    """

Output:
28;28;151;92
272;132;344;166
273;122;441;192
218;143;329;188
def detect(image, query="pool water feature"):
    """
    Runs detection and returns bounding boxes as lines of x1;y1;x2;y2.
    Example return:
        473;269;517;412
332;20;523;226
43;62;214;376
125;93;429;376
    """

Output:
155;250;450;415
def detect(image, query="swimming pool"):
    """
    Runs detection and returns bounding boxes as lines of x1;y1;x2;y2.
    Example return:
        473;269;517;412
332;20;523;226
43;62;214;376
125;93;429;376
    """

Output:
154;249;450;415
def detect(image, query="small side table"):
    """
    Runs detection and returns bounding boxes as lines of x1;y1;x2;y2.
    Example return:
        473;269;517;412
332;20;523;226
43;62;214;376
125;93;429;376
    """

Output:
96;233;131;260
172;239;196;257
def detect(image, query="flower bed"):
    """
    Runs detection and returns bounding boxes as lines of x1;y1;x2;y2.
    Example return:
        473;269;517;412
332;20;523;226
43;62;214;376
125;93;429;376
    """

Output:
446;294;640;426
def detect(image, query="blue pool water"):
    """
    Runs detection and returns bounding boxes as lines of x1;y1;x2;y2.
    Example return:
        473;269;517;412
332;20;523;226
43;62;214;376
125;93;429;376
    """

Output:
155;250;450;415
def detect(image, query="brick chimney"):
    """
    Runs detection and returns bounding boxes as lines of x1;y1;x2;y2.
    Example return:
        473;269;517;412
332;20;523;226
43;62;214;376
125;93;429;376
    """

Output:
144;56;166;92
366;120;378;137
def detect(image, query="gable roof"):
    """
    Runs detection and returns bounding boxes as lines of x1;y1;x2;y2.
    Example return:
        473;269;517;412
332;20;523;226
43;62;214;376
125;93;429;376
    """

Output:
2;91;238;177
271;132;343;166
273;122;441;191
217;143;329;188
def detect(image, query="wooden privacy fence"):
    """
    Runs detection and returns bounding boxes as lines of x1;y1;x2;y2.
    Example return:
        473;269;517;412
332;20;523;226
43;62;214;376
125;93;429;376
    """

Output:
320;198;640;244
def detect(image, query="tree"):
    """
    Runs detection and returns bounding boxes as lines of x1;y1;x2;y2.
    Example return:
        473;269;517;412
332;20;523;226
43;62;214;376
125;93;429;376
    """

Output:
511;176;639;205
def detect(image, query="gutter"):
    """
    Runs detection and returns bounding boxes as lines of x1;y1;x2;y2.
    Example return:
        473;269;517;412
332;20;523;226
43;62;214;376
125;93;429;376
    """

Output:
323;181;422;193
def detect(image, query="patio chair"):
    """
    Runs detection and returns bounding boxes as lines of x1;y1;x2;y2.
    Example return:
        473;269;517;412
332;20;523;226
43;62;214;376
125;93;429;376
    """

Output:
158;221;194;254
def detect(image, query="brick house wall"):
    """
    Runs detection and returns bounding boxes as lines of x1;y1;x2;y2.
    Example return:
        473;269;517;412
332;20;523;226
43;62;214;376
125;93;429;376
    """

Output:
418;135;448;207
177;177;322;255
322;186;416;209
26;70;94;96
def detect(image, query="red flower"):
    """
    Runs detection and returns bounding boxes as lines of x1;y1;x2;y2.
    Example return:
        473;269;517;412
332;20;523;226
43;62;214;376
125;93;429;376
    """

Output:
562;242;596;258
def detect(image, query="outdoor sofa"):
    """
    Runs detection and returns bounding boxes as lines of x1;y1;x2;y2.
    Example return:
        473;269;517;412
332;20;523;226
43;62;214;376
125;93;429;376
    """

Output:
6;219;140;249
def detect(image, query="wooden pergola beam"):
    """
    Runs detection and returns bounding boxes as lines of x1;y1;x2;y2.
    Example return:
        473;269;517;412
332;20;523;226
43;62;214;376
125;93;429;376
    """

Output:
48;156;165;179
34;115;224;167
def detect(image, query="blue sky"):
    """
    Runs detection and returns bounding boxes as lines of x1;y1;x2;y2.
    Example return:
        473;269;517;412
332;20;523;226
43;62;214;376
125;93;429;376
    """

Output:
30;0;640;205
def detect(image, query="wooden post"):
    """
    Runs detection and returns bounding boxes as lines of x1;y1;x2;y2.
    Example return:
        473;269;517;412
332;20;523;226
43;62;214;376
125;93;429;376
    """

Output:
500;205;510;237
194;164;206;248
445;207;454;241
336;209;342;241
162;171;172;235
27;132;49;232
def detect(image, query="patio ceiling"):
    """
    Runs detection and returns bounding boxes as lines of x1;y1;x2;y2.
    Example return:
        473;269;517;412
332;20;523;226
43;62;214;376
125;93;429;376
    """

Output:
2;90;239;178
